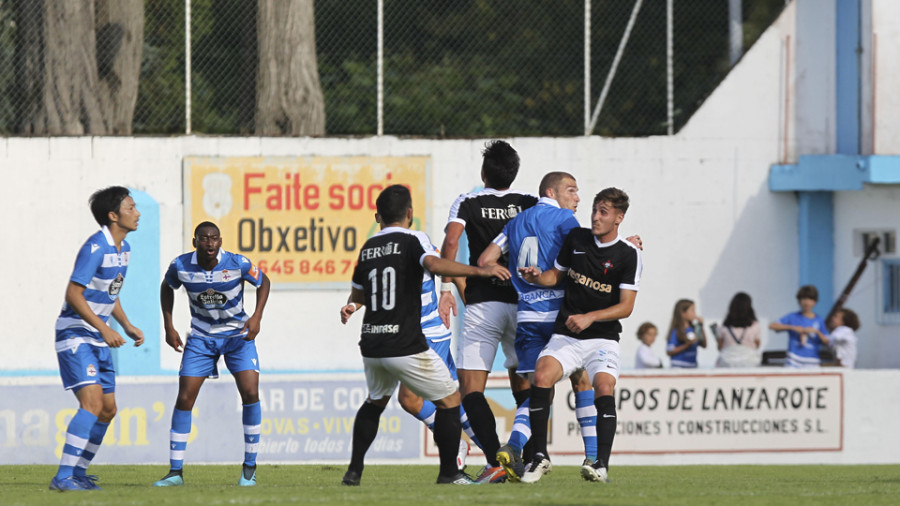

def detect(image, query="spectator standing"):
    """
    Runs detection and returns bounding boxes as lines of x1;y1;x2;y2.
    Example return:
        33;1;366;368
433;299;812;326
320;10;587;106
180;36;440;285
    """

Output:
666;299;707;368
635;322;662;369
827;308;859;368
715;292;761;367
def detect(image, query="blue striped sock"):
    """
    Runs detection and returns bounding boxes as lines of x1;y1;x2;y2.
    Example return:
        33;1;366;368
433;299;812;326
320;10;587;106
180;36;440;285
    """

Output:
506;399;530;452
459;405;481;450
576;390;597;460
243;402;261;467
56;409;97;479
169;408;192;471
416;401;437;430
73;420;109;477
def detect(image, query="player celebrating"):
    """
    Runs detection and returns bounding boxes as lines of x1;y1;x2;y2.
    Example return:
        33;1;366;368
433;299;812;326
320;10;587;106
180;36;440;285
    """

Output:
519;187;641;484
439;140;538;483
153;221;271;487
51;186;145;491
339;185;510;486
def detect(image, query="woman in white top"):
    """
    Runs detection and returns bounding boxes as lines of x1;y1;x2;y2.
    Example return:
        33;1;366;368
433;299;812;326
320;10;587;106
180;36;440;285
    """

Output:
635;322;663;368
715;292;761;367
827;308;859;368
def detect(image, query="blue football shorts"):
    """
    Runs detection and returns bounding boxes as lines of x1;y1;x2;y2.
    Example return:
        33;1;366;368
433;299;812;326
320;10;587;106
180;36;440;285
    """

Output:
180;335;260;378
427;334;457;382
56;339;116;393
515;321;555;375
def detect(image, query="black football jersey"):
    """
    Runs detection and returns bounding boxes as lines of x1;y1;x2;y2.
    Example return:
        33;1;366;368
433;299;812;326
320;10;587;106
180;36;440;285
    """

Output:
351;227;436;358
553;228;642;341
447;188;538;304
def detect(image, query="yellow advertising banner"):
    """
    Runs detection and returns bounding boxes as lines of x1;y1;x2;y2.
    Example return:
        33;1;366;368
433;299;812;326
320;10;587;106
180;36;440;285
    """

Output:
184;156;431;288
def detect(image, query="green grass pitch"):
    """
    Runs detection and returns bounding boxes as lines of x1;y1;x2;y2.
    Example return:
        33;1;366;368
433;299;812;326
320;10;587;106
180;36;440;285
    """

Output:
3;464;900;505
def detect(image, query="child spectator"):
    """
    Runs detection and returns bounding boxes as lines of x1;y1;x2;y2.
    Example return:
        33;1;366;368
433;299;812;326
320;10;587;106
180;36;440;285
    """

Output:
769;285;829;368
666;299;707;368
635;322;663;369
828;308;859;368
715;292;761;368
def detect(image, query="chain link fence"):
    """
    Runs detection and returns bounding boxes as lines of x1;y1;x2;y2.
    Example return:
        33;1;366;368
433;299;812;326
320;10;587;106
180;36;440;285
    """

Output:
0;0;787;138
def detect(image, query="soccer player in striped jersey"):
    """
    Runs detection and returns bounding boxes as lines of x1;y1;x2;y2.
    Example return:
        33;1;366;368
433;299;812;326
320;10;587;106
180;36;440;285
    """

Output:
153;221;271;488
520;188;642;484
339;185;509;486
51;186;145;492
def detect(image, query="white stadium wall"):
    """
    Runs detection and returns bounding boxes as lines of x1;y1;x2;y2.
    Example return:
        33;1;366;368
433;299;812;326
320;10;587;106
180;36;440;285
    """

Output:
2;0;900;465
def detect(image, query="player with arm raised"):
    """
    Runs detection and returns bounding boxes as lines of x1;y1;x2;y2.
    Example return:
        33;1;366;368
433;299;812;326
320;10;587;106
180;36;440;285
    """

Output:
518;188;641;484
51;186;144;492
438;140;538;483
339;185;509;486
153;221;271;488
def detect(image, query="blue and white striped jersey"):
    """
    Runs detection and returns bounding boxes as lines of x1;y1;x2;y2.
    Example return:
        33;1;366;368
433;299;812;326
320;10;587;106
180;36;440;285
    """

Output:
492;198;580;323
55;227;131;347
164;250;264;339
416;230;450;343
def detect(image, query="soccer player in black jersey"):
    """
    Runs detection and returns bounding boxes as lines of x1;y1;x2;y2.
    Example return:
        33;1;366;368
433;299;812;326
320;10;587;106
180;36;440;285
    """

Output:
339;185;510;486
438;140;538;483
519;187;642;484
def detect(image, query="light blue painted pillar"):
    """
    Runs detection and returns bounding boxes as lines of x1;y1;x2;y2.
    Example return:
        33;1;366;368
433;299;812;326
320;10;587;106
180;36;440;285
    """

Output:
111;189;161;375
797;192;834;315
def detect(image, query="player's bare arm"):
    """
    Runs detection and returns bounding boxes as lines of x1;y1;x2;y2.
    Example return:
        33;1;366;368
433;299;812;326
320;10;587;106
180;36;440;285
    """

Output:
565;289;638;334
423;255;510;281
241;271;271;341
65;281;126;348
438;222;466;318
340;287;365;324
159;280;184;352
112;298;144;347
477;242;502;267
519;266;565;287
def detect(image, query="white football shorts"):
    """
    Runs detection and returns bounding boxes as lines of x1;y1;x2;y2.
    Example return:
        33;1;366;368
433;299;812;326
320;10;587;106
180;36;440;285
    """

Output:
364;348;457;402
538;334;620;382
457;301;517;371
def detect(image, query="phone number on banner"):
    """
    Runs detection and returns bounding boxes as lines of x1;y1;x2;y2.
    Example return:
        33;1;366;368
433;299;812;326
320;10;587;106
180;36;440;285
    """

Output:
257;259;355;276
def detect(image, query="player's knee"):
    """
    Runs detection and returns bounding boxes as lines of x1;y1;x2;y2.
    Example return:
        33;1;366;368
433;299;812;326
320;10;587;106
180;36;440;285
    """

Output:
434;391;460;410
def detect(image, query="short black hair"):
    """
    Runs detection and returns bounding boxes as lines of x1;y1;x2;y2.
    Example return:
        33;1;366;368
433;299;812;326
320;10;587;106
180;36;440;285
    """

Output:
89;186;131;227
538;171;576;198
840;308;860;331
482;140;520;189
194;221;220;237
796;285;818;302
376;185;412;225
593;187;629;213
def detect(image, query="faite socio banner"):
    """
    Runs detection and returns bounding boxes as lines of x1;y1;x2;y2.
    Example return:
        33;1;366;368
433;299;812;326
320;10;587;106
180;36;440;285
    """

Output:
184;156;431;288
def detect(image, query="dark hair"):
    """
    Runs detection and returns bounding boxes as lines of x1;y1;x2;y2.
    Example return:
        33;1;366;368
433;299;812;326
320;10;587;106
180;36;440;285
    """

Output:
89;186;131;227
723;292;757;328
636;322;657;340
796;285;818;302
667;299;694;343
481;140;520;189
194;221;220;237
593;187;629;213
840;308;860;331
376;184;412;225
538;171;576;198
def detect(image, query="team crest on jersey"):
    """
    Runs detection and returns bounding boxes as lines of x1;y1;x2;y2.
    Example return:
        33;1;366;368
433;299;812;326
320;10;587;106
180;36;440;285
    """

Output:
198;288;227;308
602;260;614;275
86;364;97;377
222;270;231;281
108;273;124;296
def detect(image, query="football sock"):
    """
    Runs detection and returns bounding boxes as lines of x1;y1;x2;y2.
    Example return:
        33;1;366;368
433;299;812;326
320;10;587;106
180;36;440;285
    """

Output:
506;399;531;453
347;402;385;475
576;390;598;460
462;392;501;466
459;405;481;450
243;402;261;467
169;408;192;471
595;395;616;466
528;386;553;457
73;420;109;477
433;406;463;478
55;409;97;479
415;401;437;430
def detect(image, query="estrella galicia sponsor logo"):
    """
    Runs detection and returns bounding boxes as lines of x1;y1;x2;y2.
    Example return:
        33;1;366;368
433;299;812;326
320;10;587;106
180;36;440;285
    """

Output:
108;273;124;296
198;288;228;308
